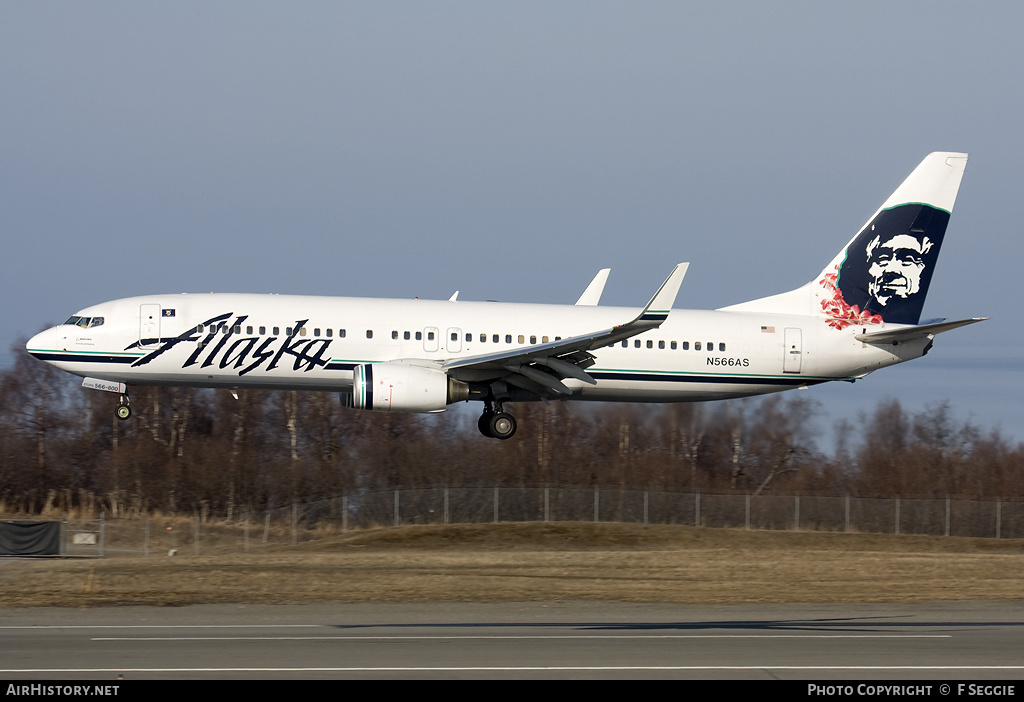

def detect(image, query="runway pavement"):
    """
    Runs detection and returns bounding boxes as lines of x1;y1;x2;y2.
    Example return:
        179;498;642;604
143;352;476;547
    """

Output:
1;600;1023;680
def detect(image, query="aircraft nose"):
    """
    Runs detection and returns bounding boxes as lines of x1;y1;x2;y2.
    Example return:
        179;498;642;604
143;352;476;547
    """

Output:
26;327;56;357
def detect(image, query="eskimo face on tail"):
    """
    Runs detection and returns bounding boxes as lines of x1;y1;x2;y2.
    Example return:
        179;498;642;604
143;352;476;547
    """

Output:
865;232;932;305
833;203;950;326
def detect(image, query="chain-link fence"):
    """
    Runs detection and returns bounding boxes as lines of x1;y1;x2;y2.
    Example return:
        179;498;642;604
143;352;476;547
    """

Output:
5;488;1022;557
245;488;1024;543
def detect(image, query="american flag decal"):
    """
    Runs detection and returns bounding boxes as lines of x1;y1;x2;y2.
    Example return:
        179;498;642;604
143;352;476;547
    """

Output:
761;325;775;333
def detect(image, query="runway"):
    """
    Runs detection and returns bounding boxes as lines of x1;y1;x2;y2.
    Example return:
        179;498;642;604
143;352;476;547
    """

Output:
1;600;1023;680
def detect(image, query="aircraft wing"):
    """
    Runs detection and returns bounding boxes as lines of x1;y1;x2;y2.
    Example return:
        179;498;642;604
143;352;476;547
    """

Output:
440;263;688;397
854;317;986;344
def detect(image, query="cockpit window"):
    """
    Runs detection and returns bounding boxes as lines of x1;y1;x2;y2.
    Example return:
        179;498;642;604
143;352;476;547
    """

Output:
63;316;104;328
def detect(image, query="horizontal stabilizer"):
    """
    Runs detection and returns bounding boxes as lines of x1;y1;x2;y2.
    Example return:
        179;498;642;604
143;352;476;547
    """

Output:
855;317;987;343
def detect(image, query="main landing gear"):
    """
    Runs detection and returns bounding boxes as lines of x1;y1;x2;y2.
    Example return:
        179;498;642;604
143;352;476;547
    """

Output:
478;401;517;440
115;392;131;421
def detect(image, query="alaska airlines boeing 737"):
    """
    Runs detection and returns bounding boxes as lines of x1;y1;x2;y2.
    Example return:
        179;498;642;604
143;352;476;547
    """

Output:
27;152;984;439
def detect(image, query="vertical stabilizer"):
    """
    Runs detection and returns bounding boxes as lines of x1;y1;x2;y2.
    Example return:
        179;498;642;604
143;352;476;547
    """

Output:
722;152;968;328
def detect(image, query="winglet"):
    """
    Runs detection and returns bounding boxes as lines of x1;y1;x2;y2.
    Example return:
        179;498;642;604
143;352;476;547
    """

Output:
575;269;611;306
638;263;688;323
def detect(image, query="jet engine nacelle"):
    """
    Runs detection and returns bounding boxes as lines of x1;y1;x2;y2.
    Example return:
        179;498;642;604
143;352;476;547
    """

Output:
349;363;469;413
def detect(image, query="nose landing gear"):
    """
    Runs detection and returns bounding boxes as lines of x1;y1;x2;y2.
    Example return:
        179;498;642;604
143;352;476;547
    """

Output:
478;401;517;440
115;393;131;420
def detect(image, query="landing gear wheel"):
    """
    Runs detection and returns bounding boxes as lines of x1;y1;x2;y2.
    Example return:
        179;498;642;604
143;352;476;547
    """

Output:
115;393;131;421
478;411;495;437
488;412;517;440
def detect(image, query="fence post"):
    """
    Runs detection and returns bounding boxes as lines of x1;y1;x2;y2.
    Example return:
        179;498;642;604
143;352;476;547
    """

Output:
644;490;649;525
263;513;271;543
494;487;499;523
996;498;1002;539
745;493;750;530
895;497;900;535
695;491;701;527
194;511;199;556
343;495;348;534
444;488;450;525
594;486;599;523
244;515;249;553
945;496;951;537
292;501;298;546
794;494;800;531
99;512;105;558
394;490;400;527
544;487;550;522
845;494;850;533
144;515;150;557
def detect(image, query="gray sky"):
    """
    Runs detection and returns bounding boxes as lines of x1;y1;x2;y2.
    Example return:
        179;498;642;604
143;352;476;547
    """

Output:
3;2;1021;445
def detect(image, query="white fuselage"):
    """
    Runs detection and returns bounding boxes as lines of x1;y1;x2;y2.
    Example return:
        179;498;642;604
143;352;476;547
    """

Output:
27;292;927;404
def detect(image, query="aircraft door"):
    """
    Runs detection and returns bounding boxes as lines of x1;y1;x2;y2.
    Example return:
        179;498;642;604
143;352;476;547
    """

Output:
783;327;802;373
446;327;462;353
423;327;439;352
139;304;161;348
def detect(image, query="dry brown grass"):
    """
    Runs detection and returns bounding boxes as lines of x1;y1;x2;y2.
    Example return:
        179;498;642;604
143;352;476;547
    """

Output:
1;522;1022;608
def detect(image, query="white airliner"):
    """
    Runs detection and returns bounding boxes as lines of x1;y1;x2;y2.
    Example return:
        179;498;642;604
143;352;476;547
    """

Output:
27;152;984;439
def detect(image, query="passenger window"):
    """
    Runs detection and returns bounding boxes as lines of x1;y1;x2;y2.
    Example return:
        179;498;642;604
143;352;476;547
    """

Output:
647;340;653;349
286;327;292;336
427;331;435;340
695;342;701;351
505;334;512;344
339;329;346;338
621;340;628;348
480;333;487;343
518;335;525;344
530;335;536;344
366;330;373;339
273;327;280;336
416;331;422;340
493;334;499;343
542;336;549;343
313;328;320;337
466;333;471;342
325;328;331;337
671;341;677;350
719;343;726;352
393;331;399;340
683;342;689;350
634;340;641;348
707;341;713;350
658;341;665;349
197;324;205;334
451;332;458;341
404;331;411;340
